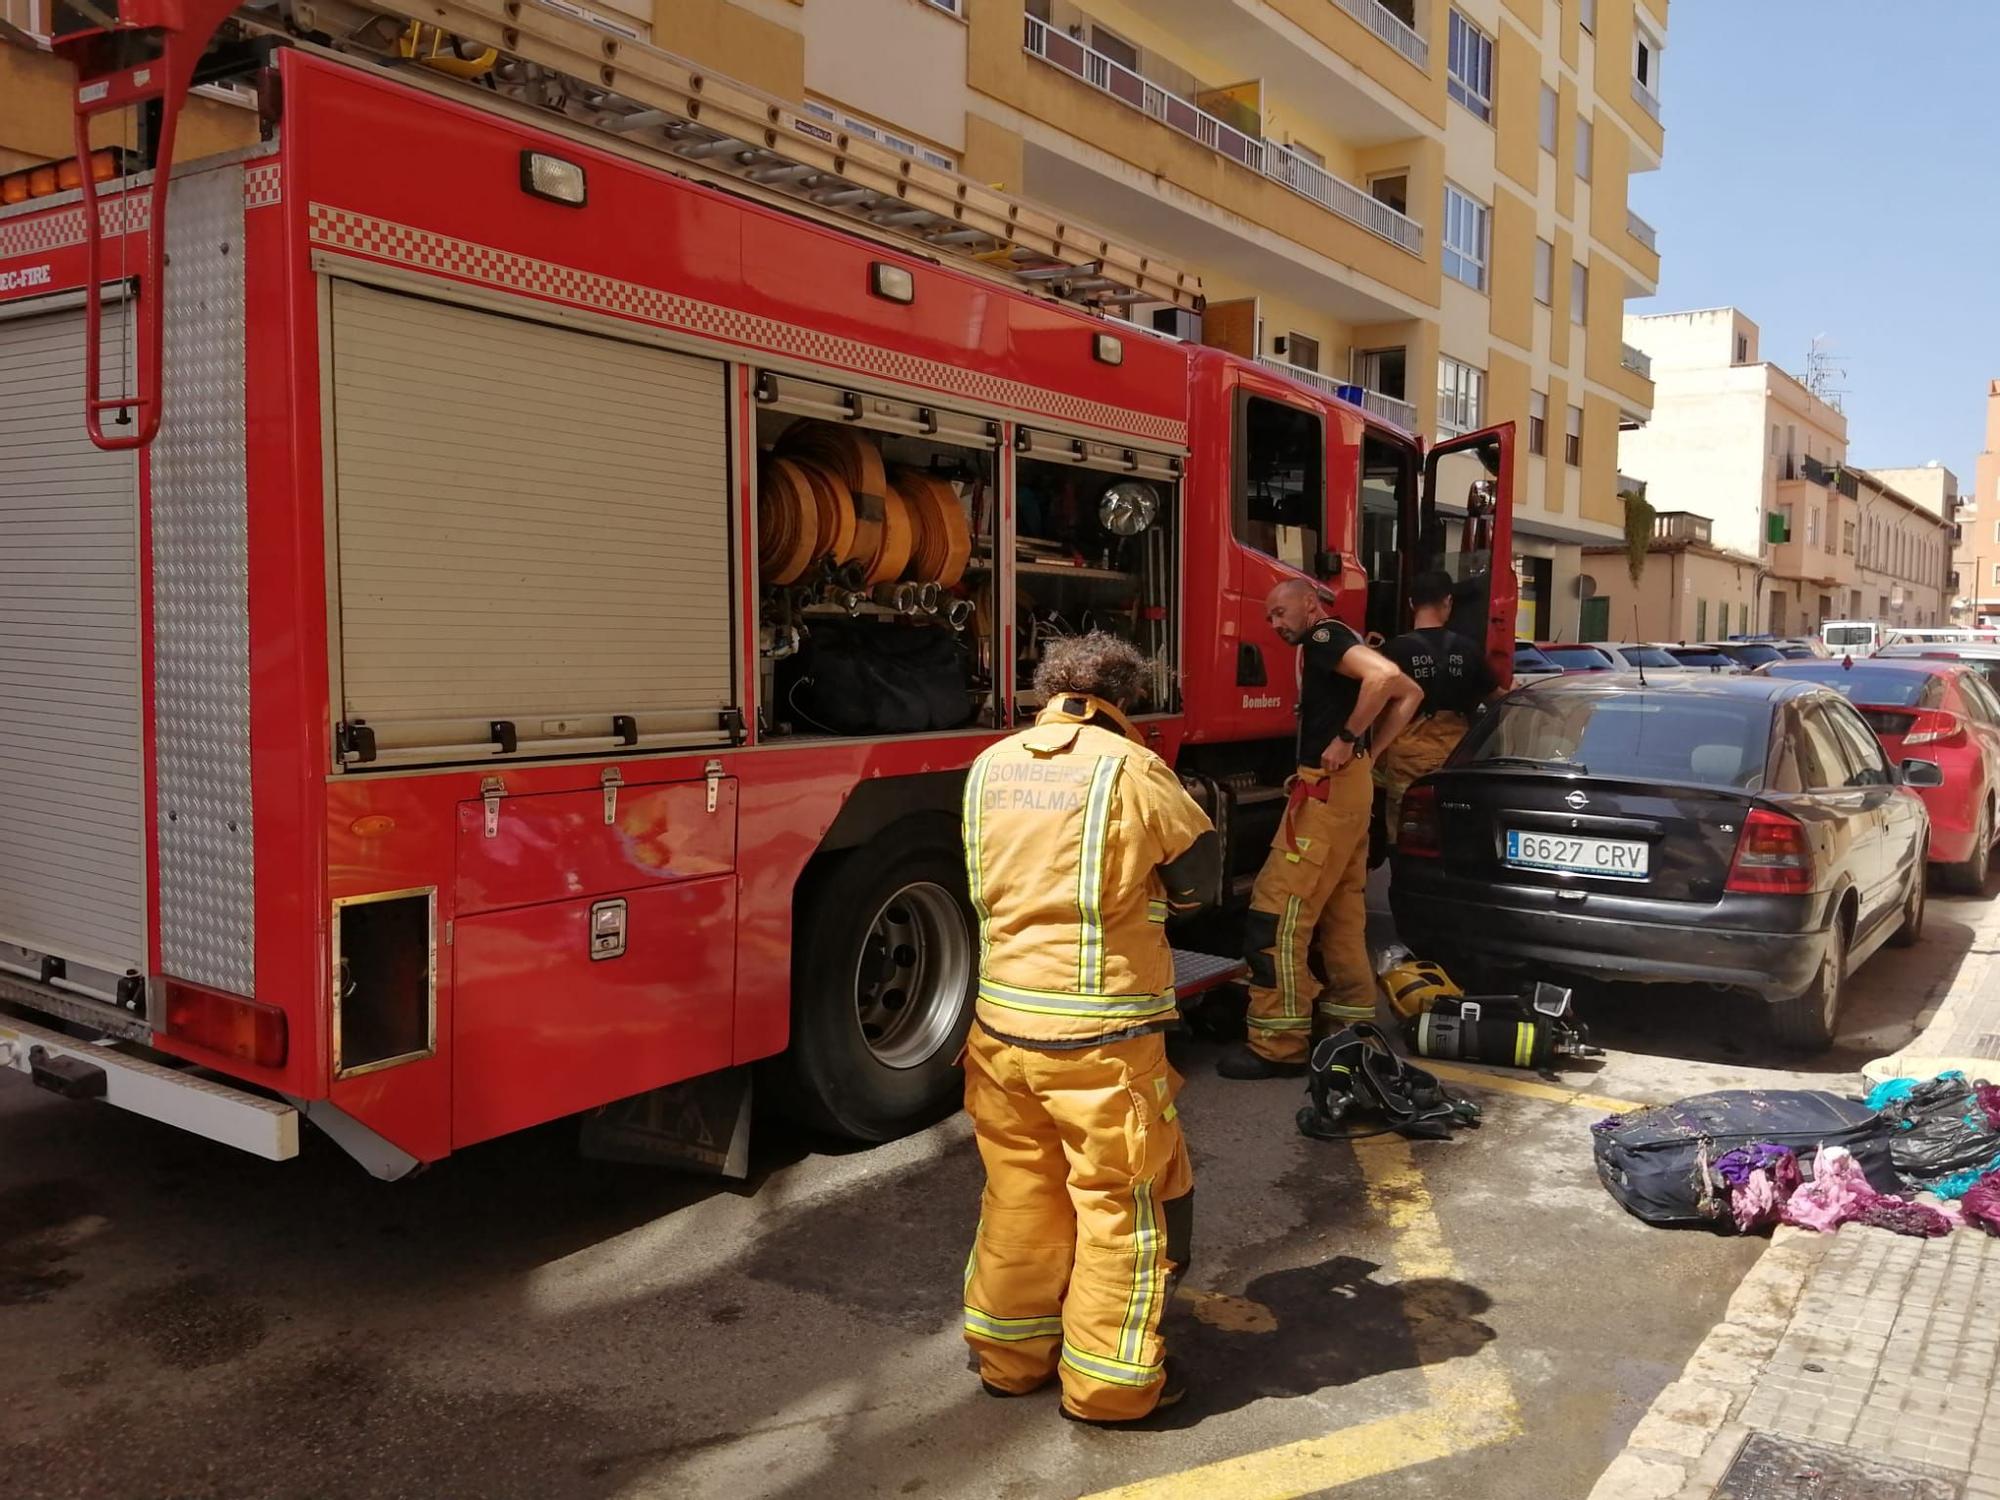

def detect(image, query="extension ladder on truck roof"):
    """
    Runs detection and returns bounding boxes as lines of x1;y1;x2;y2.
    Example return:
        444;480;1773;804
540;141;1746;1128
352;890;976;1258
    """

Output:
45;0;1203;451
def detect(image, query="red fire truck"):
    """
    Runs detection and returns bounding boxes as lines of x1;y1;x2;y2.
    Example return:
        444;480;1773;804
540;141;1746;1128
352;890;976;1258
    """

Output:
0;0;1515;1177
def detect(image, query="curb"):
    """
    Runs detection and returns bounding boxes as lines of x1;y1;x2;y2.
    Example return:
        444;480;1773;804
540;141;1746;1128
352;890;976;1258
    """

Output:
1584;1226;1831;1500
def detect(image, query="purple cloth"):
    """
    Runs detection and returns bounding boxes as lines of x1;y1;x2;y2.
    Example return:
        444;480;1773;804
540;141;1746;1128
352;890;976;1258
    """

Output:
1856;1198;1953;1238
1976;1083;2000;1134
1963;1171;2000;1236
1715;1142;1798;1187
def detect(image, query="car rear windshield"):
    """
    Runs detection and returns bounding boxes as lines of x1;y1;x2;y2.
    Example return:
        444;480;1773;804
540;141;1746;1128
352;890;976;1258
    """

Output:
1613;646;1679;668
1515;646;1556;670
1669;649;1734;668
1463;692;1772;789
1725;644;1784;666
1764;662;1942;707
1542;646;1613;669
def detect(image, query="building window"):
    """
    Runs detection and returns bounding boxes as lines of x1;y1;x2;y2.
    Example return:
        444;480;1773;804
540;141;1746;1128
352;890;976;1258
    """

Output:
803;97;957;170
1534;238;1554;305
1287;140;1326;169
1286;332;1321;373
1989;563;1998;587
1580;0;1596;34
1437;357;1485;438
1539;84;1558;152
1635;29;1661;96
1369;173;1410;215
1354;347;1408;400
1695;598;1707;640
1564;404;1582;466
1237;396;1325;570
1807;507;1820;547
1089;24;1139;72
1443;185;1490;292
1570;261;1588;324
1575;115;1593;181
1843;520;1856;556
1447;11;1495;123
1736;334;1749;364
1529;391;1547;456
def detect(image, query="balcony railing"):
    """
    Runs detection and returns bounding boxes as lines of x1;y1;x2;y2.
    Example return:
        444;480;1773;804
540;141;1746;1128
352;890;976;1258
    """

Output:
1619;343;1653;379
1653;511;1711;545
1254;357;1419;429
1626;208;1657;253
1632;78;1662;122
1024;14;1424;256
1331;0;1429;72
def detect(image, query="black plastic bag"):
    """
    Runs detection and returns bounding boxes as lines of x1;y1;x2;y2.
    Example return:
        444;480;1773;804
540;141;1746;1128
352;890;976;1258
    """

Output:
1876;1074;2000;1187
1592;1089;1897;1227
783;621;972;736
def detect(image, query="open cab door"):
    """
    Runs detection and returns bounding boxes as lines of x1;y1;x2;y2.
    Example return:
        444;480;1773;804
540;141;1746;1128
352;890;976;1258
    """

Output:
1415;424;1518;687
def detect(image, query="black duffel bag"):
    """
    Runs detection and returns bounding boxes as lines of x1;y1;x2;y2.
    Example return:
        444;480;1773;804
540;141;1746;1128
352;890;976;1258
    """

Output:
1592;1089;1898;1227
784;621;973;736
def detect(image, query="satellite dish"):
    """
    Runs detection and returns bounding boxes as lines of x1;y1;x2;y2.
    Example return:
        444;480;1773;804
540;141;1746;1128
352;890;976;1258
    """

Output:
1575;574;1599;600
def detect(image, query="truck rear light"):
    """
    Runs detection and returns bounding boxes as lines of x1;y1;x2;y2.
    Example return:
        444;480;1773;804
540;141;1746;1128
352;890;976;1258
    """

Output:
162;980;288;1069
1900;710;1963;748
1727;808;1813;895
1398;784;1442;858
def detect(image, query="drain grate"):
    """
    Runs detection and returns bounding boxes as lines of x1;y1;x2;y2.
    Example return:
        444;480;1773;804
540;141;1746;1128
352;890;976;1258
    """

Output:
1714;1433;1959;1499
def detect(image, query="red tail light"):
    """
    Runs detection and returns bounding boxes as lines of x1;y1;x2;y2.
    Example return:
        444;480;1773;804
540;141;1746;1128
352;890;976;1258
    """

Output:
1900;710;1963;748
1398;783;1442;858
162;980;288;1069
1727;808;1813;895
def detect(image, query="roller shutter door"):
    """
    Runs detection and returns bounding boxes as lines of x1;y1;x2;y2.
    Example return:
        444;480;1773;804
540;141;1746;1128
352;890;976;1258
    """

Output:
0;305;145;976
329;281;735;761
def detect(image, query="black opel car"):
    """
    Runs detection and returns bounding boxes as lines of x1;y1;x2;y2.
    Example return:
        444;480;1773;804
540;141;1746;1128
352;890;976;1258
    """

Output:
1390;674;1939;1049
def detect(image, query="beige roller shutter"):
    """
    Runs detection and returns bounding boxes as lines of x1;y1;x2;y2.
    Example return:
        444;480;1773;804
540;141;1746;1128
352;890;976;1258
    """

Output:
329;281;736;762
0;304;145;979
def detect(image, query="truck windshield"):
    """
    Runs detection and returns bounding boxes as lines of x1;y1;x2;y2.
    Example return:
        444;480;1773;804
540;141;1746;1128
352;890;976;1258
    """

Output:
1464;693;1772;789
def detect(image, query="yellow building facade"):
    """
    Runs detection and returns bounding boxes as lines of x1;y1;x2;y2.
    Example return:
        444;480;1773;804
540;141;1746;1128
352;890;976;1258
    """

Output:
3;0;1665;630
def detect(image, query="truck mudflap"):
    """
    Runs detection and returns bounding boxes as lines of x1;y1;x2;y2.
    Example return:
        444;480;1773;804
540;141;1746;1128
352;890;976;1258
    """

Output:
0;1011;299;1163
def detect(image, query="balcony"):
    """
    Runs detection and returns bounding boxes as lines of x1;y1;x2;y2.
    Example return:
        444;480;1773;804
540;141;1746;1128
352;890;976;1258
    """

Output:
1632;77;1662;123
1023;13;1424;256
1620;343;1653;380
1626;209;1657;253
1330;0;1429;72
1652;511;1712;546
1255;356;1418;429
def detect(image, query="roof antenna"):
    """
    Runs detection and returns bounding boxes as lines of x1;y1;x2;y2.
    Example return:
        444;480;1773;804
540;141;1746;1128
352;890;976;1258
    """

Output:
1632;604;1647;687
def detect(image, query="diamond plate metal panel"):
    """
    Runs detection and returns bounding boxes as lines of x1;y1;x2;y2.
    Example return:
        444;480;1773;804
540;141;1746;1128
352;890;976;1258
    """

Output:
153;165;255;996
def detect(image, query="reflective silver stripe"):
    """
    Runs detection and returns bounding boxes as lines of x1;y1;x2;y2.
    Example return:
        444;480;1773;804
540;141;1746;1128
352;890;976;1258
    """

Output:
1147;900;1168;923
978;980;1176;1020
964;1306;1064;1342
1277;894;1303;1017
963;749;997;961
1117;1181;1161;1364
1061;1343;1163;1388
1247;1015;1313;1031
1076;756;1119;994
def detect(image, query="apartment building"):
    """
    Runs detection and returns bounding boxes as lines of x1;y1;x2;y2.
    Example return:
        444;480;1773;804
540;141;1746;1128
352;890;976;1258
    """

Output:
1951;383;2000;625
1582;510;1760;643
1846;468;1951;631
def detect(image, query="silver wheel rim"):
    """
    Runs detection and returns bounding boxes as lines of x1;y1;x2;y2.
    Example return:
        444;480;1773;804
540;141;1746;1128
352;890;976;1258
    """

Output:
1820;932;1844;1031
852;881;972;1070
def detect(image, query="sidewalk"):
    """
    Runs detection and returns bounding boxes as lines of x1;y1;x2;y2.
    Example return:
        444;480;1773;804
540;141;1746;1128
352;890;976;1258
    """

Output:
1590;896;2000;1500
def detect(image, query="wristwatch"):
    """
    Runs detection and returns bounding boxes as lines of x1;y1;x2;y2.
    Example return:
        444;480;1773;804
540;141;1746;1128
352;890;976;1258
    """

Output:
1335;727;1363;748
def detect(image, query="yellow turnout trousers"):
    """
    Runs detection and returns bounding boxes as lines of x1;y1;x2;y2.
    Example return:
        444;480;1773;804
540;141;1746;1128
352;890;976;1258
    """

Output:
1374;711;1469;832
962;1024;1193;1421
1242;758;1374;1062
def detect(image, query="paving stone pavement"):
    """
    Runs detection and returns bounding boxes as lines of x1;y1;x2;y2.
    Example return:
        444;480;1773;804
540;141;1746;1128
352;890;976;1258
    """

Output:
1589;893;2000;1500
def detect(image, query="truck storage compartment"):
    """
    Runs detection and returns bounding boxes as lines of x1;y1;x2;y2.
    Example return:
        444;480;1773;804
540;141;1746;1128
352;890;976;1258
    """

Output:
0;299;146;992
327;279;741;767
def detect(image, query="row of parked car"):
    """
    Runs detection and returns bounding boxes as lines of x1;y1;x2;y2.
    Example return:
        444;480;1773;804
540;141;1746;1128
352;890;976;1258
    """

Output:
1512;636;1827;681
1392;638;2000;1052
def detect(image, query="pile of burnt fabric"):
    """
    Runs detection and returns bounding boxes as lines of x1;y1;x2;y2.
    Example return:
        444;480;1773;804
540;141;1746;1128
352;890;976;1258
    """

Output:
1591;1089;1930;1235
1864;1071;2000;1198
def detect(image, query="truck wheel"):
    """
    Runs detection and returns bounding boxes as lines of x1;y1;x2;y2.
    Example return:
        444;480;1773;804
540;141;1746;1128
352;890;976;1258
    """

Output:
1768;920;1845;1053
783;821;977;1141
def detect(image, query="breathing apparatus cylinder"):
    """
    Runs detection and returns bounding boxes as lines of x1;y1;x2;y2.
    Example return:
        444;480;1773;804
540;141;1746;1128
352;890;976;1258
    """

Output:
1374;946;1592;1069
1375;946;1464;1022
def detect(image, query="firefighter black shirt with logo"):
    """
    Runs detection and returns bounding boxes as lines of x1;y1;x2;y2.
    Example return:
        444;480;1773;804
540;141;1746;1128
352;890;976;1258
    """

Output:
1383;625;1498;716
1297;620;1364;766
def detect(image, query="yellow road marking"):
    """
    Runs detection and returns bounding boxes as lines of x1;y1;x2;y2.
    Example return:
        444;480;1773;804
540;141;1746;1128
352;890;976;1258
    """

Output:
1419;1059;1647;1117
1079;1141;1519;1500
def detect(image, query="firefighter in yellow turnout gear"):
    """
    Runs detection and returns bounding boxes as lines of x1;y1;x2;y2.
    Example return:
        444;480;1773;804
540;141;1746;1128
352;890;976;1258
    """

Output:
1375;568;1504;833
960;634;1220;1424
1220;580;1423;1080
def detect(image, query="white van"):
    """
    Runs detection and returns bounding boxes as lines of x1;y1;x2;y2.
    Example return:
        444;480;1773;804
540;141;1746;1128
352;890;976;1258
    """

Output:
1820;620;1878;654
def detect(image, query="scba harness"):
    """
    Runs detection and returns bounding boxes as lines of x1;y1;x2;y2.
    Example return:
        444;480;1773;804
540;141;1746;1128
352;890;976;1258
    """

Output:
1296;1023;1483;1142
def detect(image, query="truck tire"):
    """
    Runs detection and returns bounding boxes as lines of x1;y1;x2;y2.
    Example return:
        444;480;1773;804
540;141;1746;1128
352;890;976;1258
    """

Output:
780;819;977;1141
1768;919;1845;1053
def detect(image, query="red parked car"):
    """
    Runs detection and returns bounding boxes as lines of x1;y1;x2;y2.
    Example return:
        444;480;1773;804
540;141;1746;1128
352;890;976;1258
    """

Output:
1764;659;2000;890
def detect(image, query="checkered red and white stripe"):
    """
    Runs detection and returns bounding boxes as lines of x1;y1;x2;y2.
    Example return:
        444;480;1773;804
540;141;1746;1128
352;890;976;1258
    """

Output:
0;193;150;263
307;203;1187;445
244;163;282;209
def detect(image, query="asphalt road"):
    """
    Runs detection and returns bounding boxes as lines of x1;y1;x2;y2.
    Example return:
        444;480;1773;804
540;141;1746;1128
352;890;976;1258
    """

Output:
1;877;1982;1500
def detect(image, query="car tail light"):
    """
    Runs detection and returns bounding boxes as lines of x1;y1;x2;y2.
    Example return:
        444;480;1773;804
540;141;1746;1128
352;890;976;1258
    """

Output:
1900;710;1964;748
1727;808;1813;895
1398;783;1442;858
162;980;288;1069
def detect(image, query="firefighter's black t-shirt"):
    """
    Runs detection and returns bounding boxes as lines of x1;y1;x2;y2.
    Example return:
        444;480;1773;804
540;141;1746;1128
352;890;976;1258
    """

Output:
1297;620;1363;767
1383;625;1498;716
